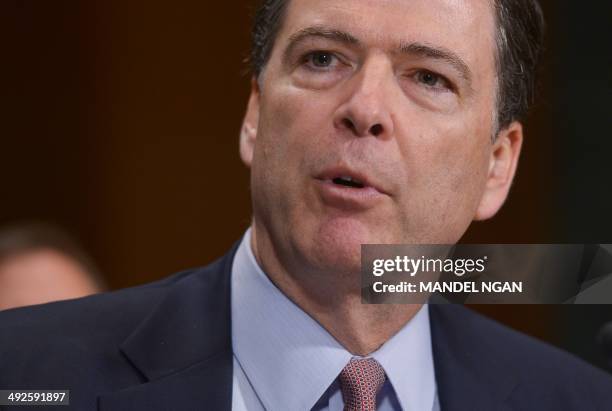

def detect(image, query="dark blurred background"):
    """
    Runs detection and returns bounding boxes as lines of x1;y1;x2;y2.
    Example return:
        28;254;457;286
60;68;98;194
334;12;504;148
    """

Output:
1;1;611;370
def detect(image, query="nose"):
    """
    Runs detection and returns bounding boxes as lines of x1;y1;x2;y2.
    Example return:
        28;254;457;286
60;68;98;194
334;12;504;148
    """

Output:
333;59;395;139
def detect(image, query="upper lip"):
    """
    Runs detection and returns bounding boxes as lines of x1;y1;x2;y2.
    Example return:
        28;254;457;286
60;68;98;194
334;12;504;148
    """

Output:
315;166;389;195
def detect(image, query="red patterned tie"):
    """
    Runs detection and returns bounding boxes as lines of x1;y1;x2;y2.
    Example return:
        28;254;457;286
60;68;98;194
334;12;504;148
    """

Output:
339;358;386;411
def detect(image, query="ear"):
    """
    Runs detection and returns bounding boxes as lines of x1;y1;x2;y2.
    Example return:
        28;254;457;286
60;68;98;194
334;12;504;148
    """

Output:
474;121;523;221
239;77;261;168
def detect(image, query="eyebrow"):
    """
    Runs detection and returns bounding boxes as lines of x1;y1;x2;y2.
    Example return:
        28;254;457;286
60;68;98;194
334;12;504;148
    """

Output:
283;26;359;62
283;25;473;87
398;42;472;84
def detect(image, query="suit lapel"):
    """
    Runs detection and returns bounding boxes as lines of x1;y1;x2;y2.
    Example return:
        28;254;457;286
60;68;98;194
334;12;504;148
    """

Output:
429;304;518;411
98;243;238;411
97;350;233;411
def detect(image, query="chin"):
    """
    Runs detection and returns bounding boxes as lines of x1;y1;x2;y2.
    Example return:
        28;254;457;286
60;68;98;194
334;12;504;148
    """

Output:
301;216;381;275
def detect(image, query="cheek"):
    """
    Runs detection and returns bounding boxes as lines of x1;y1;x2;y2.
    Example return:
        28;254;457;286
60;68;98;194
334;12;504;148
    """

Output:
257;86;336;173
400;112;489;181
394;113;491;239
250;86;333;210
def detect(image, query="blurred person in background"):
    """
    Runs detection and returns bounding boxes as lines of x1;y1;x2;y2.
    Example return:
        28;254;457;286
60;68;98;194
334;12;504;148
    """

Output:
0;222;105;311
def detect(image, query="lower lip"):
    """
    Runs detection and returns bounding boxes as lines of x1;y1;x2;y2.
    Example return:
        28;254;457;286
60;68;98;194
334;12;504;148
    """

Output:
314;179;387;210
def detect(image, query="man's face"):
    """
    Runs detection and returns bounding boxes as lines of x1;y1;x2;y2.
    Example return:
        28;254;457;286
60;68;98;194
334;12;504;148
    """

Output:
241;0;520;275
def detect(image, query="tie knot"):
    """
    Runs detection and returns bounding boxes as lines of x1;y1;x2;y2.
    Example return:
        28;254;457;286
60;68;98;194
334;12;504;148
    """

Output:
339;358;386;411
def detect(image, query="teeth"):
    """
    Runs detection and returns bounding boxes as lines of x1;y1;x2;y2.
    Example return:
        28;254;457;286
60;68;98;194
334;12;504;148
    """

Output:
333;176;365;188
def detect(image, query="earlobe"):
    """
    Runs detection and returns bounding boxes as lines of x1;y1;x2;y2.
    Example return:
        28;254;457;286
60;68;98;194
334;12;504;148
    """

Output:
239;78;261;168
474;122;523;221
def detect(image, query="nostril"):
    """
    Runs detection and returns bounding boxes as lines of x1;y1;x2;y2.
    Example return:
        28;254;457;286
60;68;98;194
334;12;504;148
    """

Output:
342;118;356;133
370;124;383;136
339;117;384;137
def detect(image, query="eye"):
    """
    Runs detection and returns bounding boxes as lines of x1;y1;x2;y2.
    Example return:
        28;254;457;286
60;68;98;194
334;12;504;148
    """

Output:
303;51;338;69
414;70;452;91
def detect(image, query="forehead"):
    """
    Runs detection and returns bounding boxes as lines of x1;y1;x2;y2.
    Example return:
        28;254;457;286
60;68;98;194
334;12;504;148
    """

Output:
276;0;497;69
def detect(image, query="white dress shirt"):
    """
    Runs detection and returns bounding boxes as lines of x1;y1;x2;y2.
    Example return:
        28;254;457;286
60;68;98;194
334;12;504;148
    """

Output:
231;229;439;410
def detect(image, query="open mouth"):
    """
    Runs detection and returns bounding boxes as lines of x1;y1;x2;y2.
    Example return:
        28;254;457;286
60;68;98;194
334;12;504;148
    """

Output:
315;167;388;208
315;167;388;198
332;176;365;189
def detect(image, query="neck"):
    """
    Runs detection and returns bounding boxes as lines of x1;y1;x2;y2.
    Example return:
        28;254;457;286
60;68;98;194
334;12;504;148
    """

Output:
250;224;422;356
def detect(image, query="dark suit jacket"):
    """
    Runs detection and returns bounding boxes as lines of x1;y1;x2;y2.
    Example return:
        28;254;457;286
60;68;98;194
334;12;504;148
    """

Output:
1;244;611;410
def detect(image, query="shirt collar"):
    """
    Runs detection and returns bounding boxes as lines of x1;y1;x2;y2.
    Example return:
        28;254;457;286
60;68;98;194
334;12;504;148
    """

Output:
231;228;436;411
370;304;436;411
